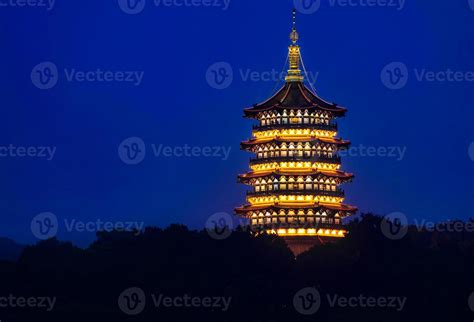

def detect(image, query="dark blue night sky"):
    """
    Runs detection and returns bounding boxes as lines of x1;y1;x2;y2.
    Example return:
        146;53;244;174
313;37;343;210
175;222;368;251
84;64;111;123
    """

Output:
0;0;473;245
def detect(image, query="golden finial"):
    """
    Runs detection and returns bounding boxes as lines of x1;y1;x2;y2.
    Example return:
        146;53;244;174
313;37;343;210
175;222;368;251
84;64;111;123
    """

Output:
286;9;303;82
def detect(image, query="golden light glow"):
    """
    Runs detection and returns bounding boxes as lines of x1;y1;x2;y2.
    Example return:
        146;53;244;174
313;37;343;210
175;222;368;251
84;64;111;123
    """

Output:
267;228;346;237
247;194;344;205
250;162;340;172
285;44;304;82
253;129;337;139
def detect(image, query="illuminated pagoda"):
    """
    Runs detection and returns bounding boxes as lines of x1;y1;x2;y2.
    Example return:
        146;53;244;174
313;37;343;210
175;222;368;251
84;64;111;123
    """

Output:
235;10;357;255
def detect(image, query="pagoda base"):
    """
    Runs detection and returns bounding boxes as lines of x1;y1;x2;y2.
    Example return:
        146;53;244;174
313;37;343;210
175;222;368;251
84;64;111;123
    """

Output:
282;236;337;257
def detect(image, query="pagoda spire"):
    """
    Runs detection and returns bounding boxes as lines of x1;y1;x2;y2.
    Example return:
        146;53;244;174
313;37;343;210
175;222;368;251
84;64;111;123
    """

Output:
285;9;304;83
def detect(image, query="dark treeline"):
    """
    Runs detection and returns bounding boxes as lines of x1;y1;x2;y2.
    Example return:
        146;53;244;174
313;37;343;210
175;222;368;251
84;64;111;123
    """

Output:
1;214;473;322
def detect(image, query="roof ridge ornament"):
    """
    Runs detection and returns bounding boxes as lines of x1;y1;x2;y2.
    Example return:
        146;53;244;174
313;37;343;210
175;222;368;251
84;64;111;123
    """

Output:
285;9;304;83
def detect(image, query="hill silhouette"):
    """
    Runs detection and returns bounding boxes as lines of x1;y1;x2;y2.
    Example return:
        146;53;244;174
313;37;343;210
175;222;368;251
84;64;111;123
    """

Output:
0;214;473;322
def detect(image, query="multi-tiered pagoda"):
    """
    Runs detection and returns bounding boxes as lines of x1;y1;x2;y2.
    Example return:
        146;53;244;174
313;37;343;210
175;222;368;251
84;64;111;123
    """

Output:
236;11;357;255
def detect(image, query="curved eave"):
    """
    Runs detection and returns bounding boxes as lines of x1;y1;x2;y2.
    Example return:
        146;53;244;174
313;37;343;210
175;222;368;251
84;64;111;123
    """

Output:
237;170;354;183
241;137;350;149
243;82;347;118
235;203;358;215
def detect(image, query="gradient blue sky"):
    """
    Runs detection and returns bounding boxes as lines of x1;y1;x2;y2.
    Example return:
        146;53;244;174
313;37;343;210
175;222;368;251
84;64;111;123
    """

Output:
0;0;473;245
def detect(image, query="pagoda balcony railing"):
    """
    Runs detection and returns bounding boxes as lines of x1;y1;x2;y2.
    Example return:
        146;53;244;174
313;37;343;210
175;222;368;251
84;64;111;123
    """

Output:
247;221;347;231
250;155;341;165
253;122;337;132
246;189;345;198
